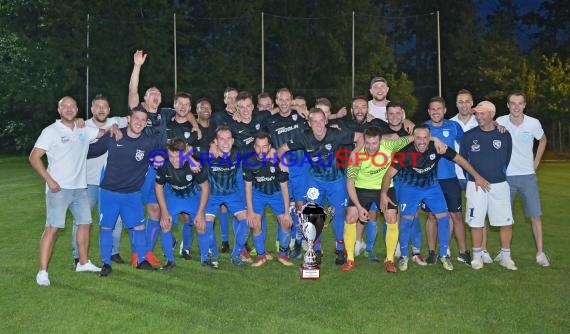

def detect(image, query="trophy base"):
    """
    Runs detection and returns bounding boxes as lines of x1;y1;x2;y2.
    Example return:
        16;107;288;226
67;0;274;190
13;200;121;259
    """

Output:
300;264;320;280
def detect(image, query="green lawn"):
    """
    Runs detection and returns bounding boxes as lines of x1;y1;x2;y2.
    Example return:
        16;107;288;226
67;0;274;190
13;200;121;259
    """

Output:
0;156;568;333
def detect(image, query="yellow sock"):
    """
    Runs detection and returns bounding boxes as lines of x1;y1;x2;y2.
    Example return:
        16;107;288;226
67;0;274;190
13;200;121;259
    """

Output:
386;222;399;262
344;223;356;261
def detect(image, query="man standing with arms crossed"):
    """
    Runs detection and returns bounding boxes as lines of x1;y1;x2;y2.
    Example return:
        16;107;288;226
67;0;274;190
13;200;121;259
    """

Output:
496;91;550;267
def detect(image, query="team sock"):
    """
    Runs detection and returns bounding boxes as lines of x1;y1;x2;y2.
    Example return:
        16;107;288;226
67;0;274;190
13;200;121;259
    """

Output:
278;225;292;257
365;221;377;252
436;215;450;257
161;230;175;262
253;233;265;257
411;215;423;250
133;229;147;264
100;228;113;265
219;209;230;243
399;217;413;257
344;223;356;261
385;222;399;262
182;222;193;251
146;219;160;251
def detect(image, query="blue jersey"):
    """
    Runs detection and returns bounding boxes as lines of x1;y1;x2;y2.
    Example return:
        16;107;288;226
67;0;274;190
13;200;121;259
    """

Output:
203;148;242;196
88;128;160;193
136;104;175;147
393;142;457;188
460;127;512;183
425;119;464;179
243;154;288;195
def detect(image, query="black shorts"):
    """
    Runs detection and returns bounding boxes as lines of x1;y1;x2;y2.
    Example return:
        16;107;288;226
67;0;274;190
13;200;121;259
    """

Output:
423;178;462;213
348;187;397;211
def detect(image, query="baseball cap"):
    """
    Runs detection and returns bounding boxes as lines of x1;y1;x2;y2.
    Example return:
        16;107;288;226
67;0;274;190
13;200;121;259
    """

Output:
472;100;496;113
370;77;388;87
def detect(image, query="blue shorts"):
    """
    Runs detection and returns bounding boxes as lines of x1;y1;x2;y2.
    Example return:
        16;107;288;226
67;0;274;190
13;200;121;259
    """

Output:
46;188;92;228
141;167;158;205
99;189;145;229
397;183;448;216
288;164;309;202
423;178;462;213
205;192;246;218
304;176;348;209
164;189;201;223
252;190;286;216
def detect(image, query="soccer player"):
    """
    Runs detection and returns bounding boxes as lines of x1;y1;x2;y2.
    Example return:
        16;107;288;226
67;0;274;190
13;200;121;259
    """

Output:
496;91;550;267
202;126;250;267
30;96;103;286
257;91;274;112
424;97;471;266
155;138;211;269
380;124;489;271
343;126;412;272
460;101;517;270
278;108;363;265
88;105;160;276
243;133;294;267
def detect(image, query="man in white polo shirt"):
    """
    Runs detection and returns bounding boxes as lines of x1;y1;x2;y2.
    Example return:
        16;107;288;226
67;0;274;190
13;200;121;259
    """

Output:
496;90;550;267
30;96;104;286
368;77;390;121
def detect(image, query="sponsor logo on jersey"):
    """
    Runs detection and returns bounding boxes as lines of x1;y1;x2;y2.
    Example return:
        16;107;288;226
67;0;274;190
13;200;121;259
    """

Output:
471;140;480;152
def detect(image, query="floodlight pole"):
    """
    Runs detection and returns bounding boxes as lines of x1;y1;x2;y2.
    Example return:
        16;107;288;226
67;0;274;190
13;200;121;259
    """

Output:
436;10;442;97
85;13;90;118
352;11;355;98
173;13;178;93
261;12;265;92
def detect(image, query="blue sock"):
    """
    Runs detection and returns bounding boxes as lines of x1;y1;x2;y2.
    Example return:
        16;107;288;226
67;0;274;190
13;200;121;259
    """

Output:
399;217;413;257
133;229;147;264
253;233;265;256
382;221;387;240
365;221;377;252
100;228;113;265
182;223;193;251
161;230;175;262
411;215;422;250
231;219;249;257
197;225;211;263
146;219;160;251
333;214;345;251
129;229;136;251
436;215;450;257
278;226;291;256
219;209;230;242
209;222;219;260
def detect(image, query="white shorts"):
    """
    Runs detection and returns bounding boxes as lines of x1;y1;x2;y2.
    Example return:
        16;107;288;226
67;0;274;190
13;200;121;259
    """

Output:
465;181;514;228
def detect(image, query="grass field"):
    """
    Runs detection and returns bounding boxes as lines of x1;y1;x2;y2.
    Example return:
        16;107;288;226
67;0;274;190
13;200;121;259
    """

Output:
0;156;568;333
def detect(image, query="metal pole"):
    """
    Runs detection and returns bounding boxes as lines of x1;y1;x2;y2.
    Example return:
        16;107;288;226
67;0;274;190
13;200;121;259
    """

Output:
261;12;265;92
436;11;442;97
85;13;90;118
351;12;355;97
173;13;177;93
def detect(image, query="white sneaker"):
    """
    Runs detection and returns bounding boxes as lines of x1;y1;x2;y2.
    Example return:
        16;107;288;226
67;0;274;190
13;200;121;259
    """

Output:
398;256;409;271
412;254;427;266
36;270;50;286
354;240;366;257
76;260;102;272
471;258;484;270
481;250;493;264
496;255;518;271
394;242;401;259
536;252;551;267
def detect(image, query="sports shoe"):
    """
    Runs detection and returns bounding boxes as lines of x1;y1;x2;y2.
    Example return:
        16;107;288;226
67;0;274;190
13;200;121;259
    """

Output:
354;240;366;257
251;255;268;267
471;258;484;270
76;260;102;272
364;250;380;262
36;270;50;286
180;249;192;261
249;247;258;257
398;256;408;271
335;249;346;265
481;250;493;264
340;260;355;271
137;260;157;271
230;255;245;268
495;255;518;271
240;250;253;263
426;250;437;265
384;260;397;273
160;261;176;270
145;252;161;267
111;254;125;264
264;253;273;261
100;264;112;277
412;253;427;266
221;241;230;253
201;259;219;269
536;252;551;267
290;243;303;260
277;255;294;266
457;251;472;266
439;256;454;271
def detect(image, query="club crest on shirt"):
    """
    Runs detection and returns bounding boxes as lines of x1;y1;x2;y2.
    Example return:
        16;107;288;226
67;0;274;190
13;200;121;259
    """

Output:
270;166;275;173
324;144;332;151
184;131;191;139
429;153;436;160
292;114;298;121
471;140;480;152
135;149;145;162
186;174;193;181
442;130;450;137
493;140;502;149
60;136;70;143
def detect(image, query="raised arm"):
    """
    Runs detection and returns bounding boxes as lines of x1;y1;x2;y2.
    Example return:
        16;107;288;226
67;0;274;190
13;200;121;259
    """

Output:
128;50;147;109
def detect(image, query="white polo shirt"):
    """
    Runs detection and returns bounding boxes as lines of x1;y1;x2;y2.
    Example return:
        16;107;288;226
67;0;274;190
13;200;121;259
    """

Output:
450;114;478;179
34;120;99;190
85;117;128;185
368;101;387;121
496;114;544;176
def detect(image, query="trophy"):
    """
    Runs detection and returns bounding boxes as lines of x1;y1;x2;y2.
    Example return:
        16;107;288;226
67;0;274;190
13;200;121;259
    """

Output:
299;188;327;280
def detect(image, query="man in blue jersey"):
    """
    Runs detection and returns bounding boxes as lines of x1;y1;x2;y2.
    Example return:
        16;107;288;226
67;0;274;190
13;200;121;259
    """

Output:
381;124;489;271
88;106;161;276
461;101;517;270
244;133;294;267
155;138;211;269
424;97;471;266
278;108;363;265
